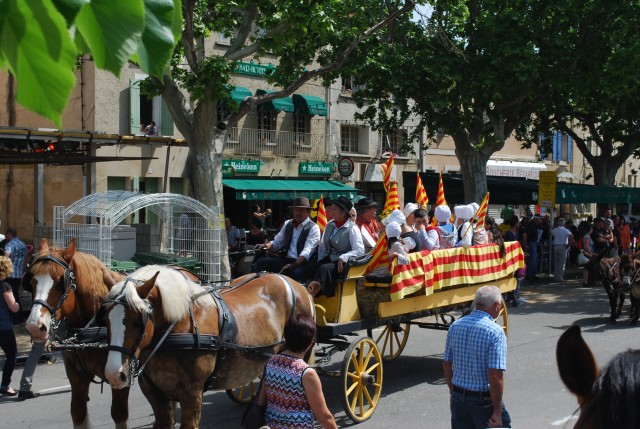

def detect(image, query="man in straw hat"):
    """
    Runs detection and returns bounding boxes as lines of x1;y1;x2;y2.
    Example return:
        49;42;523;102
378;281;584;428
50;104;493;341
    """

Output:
252;197;320;282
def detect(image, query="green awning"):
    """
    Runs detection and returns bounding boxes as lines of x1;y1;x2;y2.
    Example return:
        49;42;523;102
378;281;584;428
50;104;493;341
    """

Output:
223;179;358;200
230;86;252;104
256;89;295;113
293;94;327;116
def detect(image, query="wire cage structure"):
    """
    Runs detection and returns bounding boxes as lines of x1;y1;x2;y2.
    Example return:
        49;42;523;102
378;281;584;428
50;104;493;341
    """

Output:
52;191;223;282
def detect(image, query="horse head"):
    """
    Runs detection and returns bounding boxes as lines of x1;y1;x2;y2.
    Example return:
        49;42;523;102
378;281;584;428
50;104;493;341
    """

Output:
103;272;158;389
25;238;78;340
619;254;639;291
557;325;640;428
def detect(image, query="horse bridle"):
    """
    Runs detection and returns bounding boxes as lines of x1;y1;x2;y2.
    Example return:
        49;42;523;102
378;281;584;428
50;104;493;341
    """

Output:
29;254;77;332
101;278;155;386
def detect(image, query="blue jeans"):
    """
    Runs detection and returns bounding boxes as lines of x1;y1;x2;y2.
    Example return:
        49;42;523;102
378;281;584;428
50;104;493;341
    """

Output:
252;256;313;283
20;340;46;392
450;390;511;429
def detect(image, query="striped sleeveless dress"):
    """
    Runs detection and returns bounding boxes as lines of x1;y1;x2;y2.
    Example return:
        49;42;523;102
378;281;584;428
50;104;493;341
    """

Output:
264;354;314;429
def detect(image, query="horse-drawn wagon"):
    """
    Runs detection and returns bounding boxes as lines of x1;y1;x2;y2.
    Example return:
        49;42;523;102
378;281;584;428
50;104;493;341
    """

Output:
25;237;522;427
305;240;524;422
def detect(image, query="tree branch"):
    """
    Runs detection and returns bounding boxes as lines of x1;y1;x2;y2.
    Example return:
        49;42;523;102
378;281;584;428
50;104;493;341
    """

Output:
225;22;293;61
227;1;415;126
181;0;200;71
224;4;258;59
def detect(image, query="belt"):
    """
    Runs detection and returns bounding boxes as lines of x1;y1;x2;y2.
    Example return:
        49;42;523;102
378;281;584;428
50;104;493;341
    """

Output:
452;385;491;400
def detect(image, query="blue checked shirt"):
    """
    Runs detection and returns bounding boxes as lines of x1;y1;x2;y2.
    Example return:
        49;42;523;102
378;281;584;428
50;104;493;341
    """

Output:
444;309;507;392
5;237;27;278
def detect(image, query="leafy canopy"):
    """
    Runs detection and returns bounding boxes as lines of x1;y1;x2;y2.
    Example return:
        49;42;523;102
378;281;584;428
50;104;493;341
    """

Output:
0;0;181;126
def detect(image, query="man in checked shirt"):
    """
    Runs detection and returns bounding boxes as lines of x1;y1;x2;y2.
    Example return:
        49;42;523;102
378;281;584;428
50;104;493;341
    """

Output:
443;285;511;428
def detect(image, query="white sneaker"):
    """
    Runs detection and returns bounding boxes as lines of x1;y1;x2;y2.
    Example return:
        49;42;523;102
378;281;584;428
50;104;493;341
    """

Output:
517;297;527;306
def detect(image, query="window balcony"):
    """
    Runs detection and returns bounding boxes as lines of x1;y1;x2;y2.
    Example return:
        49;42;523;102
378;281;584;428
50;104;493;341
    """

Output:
225;127;326;160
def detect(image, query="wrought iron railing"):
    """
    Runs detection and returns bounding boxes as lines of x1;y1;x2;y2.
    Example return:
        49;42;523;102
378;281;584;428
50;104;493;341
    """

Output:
226;127;326;159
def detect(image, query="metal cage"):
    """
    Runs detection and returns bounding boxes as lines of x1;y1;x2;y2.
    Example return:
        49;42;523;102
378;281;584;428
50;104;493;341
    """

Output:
52;191;223;282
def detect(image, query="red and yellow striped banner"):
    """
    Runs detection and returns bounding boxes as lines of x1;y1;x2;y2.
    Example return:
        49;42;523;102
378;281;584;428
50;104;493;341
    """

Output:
416;173;429;209
317;197;327;233
388;242;524;301
380;154;395;193
365;231;388;274
431;172;449;225
382;181;401;217
475;192;490;230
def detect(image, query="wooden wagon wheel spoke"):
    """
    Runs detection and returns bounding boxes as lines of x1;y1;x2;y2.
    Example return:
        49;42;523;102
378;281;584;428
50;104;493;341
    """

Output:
493;299;509;337
225;377;261;404
340;337;383;423
375;322;410;362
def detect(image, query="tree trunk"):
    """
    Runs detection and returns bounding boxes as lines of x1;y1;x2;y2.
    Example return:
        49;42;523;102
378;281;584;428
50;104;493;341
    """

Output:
591;160;618;187
452;132;491;203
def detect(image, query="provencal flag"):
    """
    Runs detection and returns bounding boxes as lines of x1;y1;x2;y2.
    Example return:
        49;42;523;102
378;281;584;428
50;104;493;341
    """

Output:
431;172;449;225
382;181;401;217
475;192;490;230
380;153;395;193
365;230;388;274
416;173;429;209
317;197;327;233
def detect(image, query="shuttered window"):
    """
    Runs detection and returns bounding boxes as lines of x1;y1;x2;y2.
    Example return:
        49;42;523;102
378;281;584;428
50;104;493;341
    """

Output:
129;79;174;136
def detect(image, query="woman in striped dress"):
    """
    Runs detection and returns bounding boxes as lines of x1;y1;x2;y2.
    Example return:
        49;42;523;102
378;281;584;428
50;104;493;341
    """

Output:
258;314;337;429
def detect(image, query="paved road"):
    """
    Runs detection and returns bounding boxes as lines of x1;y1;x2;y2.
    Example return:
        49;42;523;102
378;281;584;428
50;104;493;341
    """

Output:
2;273;638;428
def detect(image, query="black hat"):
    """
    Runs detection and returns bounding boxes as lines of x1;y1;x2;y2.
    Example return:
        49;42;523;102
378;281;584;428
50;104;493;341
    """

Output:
594;217;604;223
289;197;312;209
323;197;333;207
333;196;353;213
355;197;378;210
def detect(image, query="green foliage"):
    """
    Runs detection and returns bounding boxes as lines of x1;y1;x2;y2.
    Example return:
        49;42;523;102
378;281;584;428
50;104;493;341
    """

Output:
0;0;181;126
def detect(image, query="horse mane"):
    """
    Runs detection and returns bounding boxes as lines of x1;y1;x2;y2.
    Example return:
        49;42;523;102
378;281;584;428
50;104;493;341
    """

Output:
113;265;214;322
32;245;114;299
579;349;640;429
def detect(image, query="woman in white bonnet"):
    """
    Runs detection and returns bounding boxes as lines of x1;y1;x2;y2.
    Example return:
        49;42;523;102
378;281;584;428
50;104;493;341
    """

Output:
382;209;421;252
385;221;410;265
435;205;457;249
455;204;475;247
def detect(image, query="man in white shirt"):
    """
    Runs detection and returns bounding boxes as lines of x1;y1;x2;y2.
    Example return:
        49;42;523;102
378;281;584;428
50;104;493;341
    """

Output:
551;217;576;282
252;197;320;282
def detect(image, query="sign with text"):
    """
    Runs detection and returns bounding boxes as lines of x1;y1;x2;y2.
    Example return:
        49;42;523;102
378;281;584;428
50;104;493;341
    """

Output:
235;61;275;77
299;162;334;175
538;171;557;208
222;159;261;174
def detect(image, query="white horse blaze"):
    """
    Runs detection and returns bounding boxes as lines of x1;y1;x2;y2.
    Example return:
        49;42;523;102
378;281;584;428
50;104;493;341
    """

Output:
26;275;55;337
105;305;128;386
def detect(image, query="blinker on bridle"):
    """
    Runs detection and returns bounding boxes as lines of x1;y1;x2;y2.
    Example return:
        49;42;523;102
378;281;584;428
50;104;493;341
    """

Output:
102;279;154;386
30;254;77;320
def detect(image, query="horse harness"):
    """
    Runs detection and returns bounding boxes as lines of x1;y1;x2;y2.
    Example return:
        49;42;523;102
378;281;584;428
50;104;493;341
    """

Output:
111;272;298;384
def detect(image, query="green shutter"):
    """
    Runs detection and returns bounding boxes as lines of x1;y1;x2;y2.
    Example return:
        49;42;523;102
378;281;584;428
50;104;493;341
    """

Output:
160;98;174;136
107;176;127;190
130;79;141;135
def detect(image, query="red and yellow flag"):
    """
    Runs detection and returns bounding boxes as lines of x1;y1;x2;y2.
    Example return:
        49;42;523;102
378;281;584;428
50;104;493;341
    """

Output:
380;153;395;192
415;173;429;209
431;172;452;225
474;192;490;230
382;181;401;217
365;231;388;274
317;197;327;233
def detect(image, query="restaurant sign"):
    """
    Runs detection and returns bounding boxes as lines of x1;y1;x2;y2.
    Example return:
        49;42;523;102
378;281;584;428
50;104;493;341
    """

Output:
299;162;334;175
235;61;275;77
222;159;262;175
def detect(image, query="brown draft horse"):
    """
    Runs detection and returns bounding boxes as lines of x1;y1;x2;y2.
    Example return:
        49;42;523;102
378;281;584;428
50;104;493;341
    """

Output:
101;265;315;429
557;325;640;428
587;254;640;324
24;239;129;428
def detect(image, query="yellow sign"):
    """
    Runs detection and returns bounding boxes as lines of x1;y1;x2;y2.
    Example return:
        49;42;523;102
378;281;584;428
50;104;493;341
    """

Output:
538;171;557;208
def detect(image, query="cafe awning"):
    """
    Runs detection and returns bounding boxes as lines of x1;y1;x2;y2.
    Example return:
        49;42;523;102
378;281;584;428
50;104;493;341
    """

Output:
293;94;327;116
223;178;358;200
256;89;295;113
230;86;252;104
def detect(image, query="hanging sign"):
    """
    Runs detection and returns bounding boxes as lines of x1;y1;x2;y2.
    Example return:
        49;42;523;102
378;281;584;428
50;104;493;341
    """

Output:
337;157;355;177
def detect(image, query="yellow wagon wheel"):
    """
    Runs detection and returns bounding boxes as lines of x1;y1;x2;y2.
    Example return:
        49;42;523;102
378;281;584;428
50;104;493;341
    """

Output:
341;337;384;423
374;321;410;362
494;299;509;337
226;377;261;404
